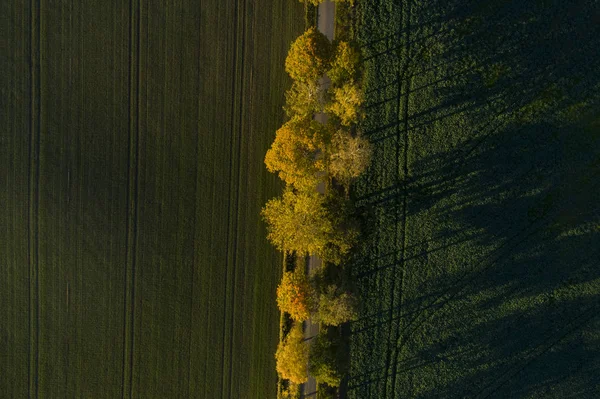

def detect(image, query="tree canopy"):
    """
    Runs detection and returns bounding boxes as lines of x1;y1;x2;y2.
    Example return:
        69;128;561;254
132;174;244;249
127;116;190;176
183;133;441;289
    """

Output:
277;269;314;321
264;119;332;190
285;27;332;83
315;285;358;326
329;130;372;189
275;323;309;384
328;41;362;86
326;82;365;126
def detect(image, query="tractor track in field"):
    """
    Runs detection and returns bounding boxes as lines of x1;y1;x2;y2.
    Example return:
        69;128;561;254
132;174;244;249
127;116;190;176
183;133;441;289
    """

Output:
122;0;141;397
29;1;41;397
380;0;413;396
222;0;247;396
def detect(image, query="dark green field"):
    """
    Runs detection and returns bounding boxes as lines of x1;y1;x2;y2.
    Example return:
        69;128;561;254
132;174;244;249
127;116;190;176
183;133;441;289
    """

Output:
348;0;600;397
0;1;302;397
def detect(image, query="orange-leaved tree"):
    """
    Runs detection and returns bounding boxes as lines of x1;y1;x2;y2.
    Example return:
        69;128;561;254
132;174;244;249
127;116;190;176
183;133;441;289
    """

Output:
277;269;314;321
285;27;332;83
275;322;309;384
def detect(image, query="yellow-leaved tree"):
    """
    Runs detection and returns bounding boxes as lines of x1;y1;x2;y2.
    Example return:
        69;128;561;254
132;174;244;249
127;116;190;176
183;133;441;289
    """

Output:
285;27;332;83
277;269;314;321
329;130;372;190
284;80;326;119
261;188;333;255
328;41;362;86
262;189;359;263
264;119;331;190
326;82;365;126
275;322;309;384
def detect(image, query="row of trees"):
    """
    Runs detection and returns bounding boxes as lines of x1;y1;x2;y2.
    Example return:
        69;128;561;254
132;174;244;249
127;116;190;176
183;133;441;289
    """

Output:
263;26;371;395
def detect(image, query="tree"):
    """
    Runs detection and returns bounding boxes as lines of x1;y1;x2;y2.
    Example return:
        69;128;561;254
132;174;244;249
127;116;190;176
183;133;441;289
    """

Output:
285;27;332;83
264;119;332;190
329;130;372;189
326;82;365;126
284;80;326;119
315;285;358;326
309;330;343;387
262;188;333;255
280;383;300;399
328;41;362;86
262;189;359;261
275;323;309;384
277;269;314;322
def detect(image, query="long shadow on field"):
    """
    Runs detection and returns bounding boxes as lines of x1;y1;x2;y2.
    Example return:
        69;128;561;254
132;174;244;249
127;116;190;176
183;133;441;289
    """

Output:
346;0;600;397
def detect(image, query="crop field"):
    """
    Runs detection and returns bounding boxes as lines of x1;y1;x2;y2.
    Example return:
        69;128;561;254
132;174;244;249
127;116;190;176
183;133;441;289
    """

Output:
0;1;303;398
347;0;600;398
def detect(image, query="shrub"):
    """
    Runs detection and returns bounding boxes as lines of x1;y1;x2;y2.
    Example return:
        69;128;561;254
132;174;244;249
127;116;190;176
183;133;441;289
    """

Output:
275;323;309;384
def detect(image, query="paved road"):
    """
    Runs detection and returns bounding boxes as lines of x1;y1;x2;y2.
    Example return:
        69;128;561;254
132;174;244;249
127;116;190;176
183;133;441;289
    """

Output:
301;1;335;397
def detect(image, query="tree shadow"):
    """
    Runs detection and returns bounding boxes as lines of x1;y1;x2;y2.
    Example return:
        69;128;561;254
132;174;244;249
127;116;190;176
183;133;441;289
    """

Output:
346;0;600;397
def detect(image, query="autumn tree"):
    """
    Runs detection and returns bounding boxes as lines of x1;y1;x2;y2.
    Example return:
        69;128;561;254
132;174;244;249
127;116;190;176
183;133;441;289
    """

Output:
285;27;332;83
262;188;333;255
275;322;309;384
264;119;332;190
315;285;358;326
329;130;372;190
326;82;365;126
284;80;326;119
328;41;362;86
277;269;314;321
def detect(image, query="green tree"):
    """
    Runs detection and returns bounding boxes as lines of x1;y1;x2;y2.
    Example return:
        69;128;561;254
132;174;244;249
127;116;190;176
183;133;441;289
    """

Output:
277;269;314;322
326;82;365;126
329;130;372;190
275;323;309;384
315;285;358;326
328;41;361;86
285;27;332;83
309;330;343;387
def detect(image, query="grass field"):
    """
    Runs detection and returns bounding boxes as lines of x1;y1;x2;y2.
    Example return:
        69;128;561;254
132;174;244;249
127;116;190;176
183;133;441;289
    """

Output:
0;1;303;397
346;0;600;397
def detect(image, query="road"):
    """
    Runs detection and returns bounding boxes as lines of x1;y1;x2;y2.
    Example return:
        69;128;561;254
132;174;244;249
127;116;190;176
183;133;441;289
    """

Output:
301;1;335;397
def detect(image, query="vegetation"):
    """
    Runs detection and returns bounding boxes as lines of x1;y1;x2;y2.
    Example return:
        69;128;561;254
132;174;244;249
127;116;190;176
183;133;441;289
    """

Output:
1;1;305;398
328;41;362;86
285;27;332;83
277;269;314;322
309;329;349;387
329;130;372;190
269;7;369;395
315;285;358;326
347;0;600;398
275;323;310;384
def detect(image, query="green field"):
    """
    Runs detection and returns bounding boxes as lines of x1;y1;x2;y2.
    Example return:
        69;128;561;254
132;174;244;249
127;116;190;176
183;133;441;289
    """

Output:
0;1;303;397
347;0;600;397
